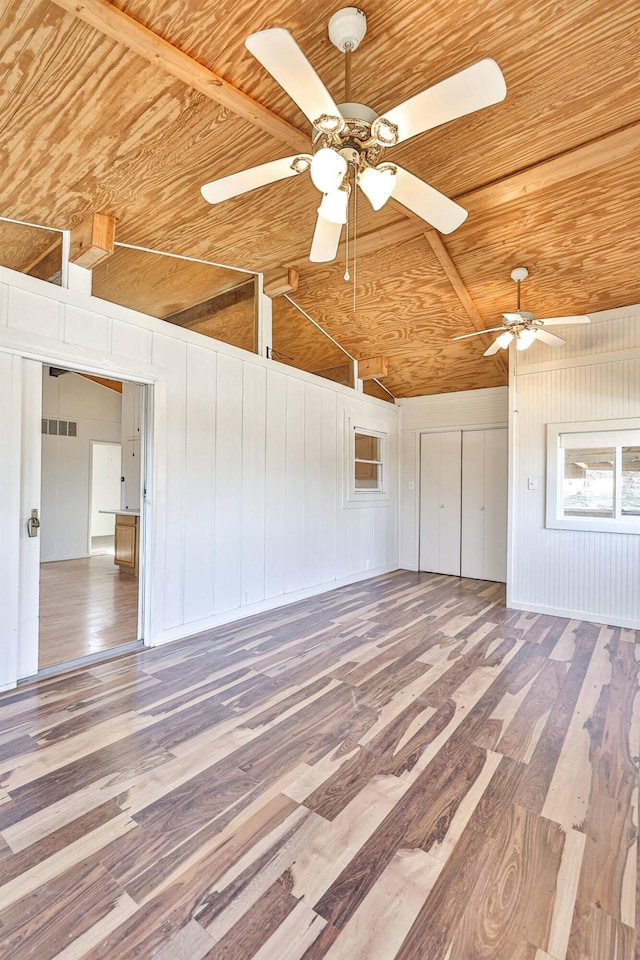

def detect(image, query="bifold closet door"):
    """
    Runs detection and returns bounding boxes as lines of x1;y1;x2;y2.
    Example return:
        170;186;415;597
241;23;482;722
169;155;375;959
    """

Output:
461;428;507;582
419;430;461;575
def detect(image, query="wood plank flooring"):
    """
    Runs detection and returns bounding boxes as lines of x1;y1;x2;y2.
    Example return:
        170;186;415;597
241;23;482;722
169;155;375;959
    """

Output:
39;553;139;668
1;571;638;959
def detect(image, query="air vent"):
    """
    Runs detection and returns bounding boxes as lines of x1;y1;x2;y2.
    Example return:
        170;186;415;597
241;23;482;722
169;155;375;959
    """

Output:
42;418;78;437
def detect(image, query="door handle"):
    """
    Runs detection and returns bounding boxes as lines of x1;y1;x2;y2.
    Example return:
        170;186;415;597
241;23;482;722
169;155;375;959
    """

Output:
27;508;40;538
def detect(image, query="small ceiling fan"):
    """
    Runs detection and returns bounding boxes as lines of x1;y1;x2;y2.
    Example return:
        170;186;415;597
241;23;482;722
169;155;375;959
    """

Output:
452;267;591;355
201;7;507;263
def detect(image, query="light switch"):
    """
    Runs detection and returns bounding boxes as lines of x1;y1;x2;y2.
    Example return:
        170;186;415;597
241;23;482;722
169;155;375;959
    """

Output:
408;480;415;490
528;478;537;490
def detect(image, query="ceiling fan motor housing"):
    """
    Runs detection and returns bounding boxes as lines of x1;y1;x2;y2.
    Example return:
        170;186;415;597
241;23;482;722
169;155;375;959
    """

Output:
329;7;368;52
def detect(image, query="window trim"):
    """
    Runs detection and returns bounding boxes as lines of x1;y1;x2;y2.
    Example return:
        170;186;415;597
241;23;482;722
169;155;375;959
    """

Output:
345;423;389;506
546;418;640;534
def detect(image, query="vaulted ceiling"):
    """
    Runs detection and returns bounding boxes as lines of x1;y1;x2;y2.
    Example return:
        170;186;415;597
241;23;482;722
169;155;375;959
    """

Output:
2;0;640;396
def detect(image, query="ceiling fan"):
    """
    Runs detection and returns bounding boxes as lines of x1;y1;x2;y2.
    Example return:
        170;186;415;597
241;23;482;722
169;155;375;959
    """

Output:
452;267;591;355
201;7;507;263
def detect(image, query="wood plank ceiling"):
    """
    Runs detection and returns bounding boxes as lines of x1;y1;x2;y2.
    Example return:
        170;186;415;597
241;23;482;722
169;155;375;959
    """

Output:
1;0;640;396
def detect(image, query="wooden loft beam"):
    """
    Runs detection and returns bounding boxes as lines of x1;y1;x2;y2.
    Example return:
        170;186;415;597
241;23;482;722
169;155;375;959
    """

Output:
164;279;256;328
24;237;63;283
311;362;353;386
49;0;308;152
358;356;389;380
289;218;423;273
424;231;508;379
70;213;116;269
263;267;299;298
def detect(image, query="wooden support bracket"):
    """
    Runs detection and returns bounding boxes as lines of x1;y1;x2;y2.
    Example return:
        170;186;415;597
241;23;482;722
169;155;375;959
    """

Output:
358;356;389;380
264;267;299;299
69;213;116;269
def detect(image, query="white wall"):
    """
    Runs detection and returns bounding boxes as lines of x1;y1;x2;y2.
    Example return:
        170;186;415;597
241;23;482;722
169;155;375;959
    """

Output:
397;387;509;569
0;266;398;687
509;305;640;628
90;443;121;537
41;369;121;560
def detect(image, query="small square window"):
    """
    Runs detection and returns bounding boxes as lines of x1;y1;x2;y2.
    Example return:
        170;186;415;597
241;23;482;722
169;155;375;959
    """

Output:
354;431;384;493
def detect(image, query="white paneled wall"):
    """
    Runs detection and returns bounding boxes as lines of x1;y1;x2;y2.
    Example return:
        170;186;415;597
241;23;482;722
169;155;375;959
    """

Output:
509;308;640;627
0;267;397;683
398;387;508;569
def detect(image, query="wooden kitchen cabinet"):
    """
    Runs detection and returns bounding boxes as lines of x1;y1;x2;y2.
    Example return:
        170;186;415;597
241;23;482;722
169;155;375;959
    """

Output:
114;513;139;574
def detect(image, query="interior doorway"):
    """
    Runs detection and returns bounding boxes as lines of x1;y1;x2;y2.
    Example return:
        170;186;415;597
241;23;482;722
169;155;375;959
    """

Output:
35;365;147;672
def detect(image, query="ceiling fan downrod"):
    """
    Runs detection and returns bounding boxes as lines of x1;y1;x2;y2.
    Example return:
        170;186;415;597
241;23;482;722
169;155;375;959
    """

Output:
329;7;367;102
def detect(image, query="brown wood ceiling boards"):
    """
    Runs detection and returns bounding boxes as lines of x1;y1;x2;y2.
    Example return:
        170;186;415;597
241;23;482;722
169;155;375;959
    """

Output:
2;0;640;394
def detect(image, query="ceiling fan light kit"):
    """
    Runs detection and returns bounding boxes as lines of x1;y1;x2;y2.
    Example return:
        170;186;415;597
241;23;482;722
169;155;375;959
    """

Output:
200;8;508;262
310;147;348;193
317;184;350;224
452;266;591;356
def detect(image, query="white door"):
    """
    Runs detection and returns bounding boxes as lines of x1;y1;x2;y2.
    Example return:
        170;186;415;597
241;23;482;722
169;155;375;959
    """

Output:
461;428;508;582
419;431;462;575
0;354;41;688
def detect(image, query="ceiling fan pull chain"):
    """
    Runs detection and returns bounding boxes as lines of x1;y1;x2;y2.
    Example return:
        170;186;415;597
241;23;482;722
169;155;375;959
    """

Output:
344;213;350;281
353;176;357;313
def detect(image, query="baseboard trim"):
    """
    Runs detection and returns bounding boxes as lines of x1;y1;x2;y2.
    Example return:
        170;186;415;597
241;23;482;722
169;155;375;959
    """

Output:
150;564;399;647
508;599;640;631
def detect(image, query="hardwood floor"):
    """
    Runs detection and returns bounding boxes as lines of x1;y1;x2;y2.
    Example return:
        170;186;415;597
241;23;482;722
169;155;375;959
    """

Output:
1;571;637;959
39;553;139;668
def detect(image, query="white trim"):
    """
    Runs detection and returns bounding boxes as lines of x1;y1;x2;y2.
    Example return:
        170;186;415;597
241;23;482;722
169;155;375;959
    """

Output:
346;421;390;506
516;346;640;376
113;241;257;276
508;599;639;630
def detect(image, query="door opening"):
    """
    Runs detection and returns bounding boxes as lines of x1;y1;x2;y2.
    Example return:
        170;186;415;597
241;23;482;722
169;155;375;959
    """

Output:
35;365;147;673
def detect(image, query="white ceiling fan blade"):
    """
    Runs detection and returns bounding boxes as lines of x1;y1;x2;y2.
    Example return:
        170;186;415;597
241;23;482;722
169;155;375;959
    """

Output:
536;328;567;347
538;315;591;326
380;59;506;146
483;337;504;356
246;28;341;126
201;156;307;204
452;326;506;341
309;215;342;262
392;166;468;234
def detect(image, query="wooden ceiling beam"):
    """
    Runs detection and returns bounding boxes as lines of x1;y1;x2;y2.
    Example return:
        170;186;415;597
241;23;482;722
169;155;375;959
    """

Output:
424;231;508;380
459;120;640;214
49;0;308;152
289;218;423;273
